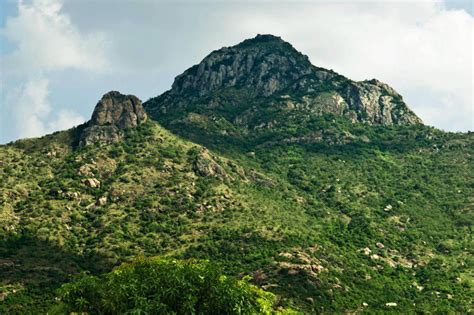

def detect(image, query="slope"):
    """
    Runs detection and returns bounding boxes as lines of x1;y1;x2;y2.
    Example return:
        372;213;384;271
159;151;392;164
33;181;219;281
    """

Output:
1;105;473;314
1;34;473;313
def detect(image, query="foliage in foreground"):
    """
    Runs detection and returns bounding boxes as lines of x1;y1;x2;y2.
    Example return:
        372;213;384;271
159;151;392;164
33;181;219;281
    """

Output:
50;257;297;315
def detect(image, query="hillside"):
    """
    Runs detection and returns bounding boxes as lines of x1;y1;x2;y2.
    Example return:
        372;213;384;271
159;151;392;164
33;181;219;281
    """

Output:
1;35;473;314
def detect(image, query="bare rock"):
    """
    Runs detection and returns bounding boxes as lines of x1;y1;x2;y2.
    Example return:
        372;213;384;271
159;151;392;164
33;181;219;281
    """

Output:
279;252;293;259
80;91;147;146
83;178;101;188
78;164;95;177
0;259;15;267
192;148;227;178
370;254;381;260
261;284;279;290
247;169;275;187
343;80;422;125
62;191;80;200
277;249;325;279
144;34;423;128
96;196;107;206
170;35;317;98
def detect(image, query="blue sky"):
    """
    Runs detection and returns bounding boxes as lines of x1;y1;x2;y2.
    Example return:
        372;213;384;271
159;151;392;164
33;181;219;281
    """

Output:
445;0;473;13
1;0;473;144
0;1;16;52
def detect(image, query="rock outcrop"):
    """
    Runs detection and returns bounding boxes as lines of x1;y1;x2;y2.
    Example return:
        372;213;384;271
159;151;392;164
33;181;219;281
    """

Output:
170;34;331;97
80;91;147;146
191;148;228;178
342;79;422;125
144;34;422;127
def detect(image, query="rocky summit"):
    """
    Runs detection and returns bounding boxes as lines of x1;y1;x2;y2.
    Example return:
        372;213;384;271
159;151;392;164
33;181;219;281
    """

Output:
79;91;147;146
170;34;321;97
144;34;421;136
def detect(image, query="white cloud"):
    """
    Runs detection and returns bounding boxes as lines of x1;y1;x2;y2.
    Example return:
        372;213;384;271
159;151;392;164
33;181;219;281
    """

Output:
75;0;469;131
6;75;85;139
8;76;50;139
1;0;107;74
1;0;472;144
230;1;473;131
48;108;85;132
0;0;105;141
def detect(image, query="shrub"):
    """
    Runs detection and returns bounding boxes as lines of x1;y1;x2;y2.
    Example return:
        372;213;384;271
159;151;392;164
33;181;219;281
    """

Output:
50;257;296;314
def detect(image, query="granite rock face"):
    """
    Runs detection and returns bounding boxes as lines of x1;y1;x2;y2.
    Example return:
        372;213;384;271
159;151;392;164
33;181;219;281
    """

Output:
145;34;422;127
171;34;333;97
80;91;147;146
342;79;422;125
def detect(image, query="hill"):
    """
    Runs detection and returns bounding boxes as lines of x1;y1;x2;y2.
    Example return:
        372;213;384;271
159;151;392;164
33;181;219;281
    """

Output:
144;34;421;151
1;35;472;314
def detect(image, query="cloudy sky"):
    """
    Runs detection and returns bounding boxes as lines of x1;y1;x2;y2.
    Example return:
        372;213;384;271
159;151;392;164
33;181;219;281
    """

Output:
0;0;473;144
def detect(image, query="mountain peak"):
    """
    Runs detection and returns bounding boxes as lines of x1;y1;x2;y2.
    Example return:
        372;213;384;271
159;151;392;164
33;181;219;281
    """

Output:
144;35;422;138
169;34;321;98
79;91;147;146
89;91;146;128
235;34;287;47
247;34;283;42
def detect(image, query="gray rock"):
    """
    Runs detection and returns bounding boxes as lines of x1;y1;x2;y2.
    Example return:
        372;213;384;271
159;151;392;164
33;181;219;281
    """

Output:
80;91;147;146
96;196;107;206
83;178;100;188
193;149;227;178
170;35;322;98
144;34;422;128
342;80;422;125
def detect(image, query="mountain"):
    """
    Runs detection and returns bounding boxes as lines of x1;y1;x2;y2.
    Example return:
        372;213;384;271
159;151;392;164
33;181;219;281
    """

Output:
144;34;421;150
1;35;473;314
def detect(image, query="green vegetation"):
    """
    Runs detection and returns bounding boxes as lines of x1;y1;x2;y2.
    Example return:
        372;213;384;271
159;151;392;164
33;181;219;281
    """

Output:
1;116;473;313
50;257;296;314
2;34;471;314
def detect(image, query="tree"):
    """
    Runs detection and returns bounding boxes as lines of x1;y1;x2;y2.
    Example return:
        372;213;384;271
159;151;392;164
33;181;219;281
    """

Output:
50;256;298;314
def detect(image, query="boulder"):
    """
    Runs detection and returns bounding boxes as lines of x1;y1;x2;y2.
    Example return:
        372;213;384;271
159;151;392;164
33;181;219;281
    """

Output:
370;254;381;260
193;149;227;178
361;247;372;256
97;196;107;206
78;164;94;177
83;178;101;188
